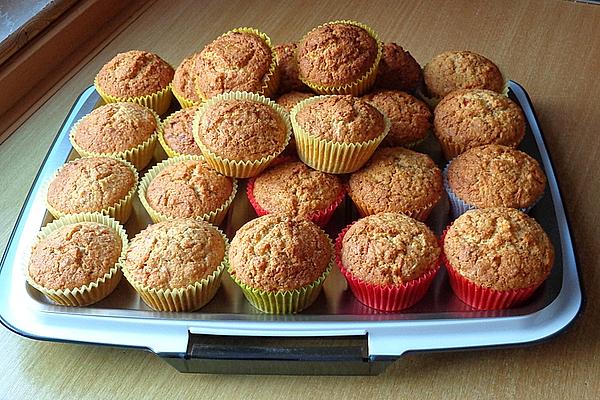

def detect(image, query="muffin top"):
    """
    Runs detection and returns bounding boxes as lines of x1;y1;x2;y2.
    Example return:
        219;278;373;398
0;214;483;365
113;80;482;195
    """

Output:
146;159;234;218
348;147;443;215
444;208;554;290
95;50;174;97
276;91;315;112
124;219;225;289
71;102;157;153
252;160;343;217
341;213;440;285
196;98;287;161
162;107;203;156
375;43;422;92
229;214;331;292
172;54;201;103
363;90;431;146
28;222;122;290
274;42;309;93
434;89;525;157
424;50;504;99
294;95;385;143
193;31;273;99
298;22;378;86
448;145;546;209
47;157;136;214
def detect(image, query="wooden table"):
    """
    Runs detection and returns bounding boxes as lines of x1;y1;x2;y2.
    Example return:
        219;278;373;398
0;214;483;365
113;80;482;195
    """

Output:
1;0;599;397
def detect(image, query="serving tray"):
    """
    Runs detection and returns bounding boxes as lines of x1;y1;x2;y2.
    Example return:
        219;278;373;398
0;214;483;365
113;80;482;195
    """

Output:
0;81;584;375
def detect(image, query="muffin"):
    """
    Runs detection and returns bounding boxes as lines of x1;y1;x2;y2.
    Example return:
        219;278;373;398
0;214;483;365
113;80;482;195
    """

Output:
46;156;138;222
122;218;227;312
274;42;310;93
434;89;525;159
374;43;422;92
336;213;441;311
192;28;279;100
69;102;159;170
139;156;237;225
297;20;382;95
228;214;333;313
94;50;174;114
423;50;504;100
159;106;203;157
362;90;432;147
172;54;202;107
193;92;291;178
443;207;554;309
445;145;546;217
347;147;443;221
26;213;127;306
291;95;389;173
247;159;345;226
276;91;315;112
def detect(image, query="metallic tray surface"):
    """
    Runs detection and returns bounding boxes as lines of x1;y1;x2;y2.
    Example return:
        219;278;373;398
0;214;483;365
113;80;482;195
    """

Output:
0;82;583;374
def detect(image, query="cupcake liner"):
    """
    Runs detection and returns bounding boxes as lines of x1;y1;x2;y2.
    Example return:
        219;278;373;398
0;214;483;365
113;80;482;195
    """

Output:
298;20;382;96
335;224;440;312
94;76;173;115
122;227;228;312
437;135;523;161
138;155;237;225
172;86;201;109
192;91;291;178
348;189;437;222
441;228;543;310
25;213;128;307
158;108;204;158
44;156;139;223
290;95;391;174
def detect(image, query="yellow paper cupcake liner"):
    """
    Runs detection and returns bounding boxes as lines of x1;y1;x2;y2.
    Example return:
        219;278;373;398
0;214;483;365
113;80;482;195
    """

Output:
138;155;238;225
158;108;205;158
94;76;174;116
298;20;382;96
122;228;229;312
25;213;128;307
172;86;202;109
192;91;291;178
290;95;390;174
44;156;139;223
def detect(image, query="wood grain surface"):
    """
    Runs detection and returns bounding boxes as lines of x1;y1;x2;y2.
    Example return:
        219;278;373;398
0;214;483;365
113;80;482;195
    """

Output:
0;0;599;398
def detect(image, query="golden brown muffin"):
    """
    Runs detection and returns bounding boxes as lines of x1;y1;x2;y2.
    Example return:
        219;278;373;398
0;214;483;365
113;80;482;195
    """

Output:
47;157;136;215
341;213;440;285
276;91;315;112
362;90;431;147
71;102;157;154
274;42;309;93
444;208;554;290
447;145;546;209
196;98;287;161
124;219;225;289
28;222;122;290
347;147;443;220
145;159;234;219
375;43;422;92
95;50;174;98
161;106;203;156
193;31;275;99
294;95;385;143
172;54;202;104
252;160;343;217
423;50;504;99
434;89;525;159
228;214;331;292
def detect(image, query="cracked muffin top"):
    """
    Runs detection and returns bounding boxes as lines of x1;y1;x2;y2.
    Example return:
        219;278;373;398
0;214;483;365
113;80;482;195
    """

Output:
162;106;203;156
274;42;309;93
172;54;202;103
375;43;422;92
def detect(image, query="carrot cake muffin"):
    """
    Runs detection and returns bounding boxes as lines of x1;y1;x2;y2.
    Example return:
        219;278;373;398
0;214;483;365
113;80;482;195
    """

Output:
160;106;203;156
434;89;525;159
172;54;202;107
362;90;431;147
347;147;443;220
423;50;504;99
374;43;422;92
274;42;309;93
276;91;314;112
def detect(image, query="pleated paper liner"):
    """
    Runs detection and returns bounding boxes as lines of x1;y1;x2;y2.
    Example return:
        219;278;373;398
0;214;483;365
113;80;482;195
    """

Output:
94;77;174;116
438;135;523;161
290;95;391;174
24;213;128;307
335;224;440;312
417;79;510;109
192;91;292;178
122;228;229;312
44;156;139;223
158;107;204;158
172;86;201;109
194;27;280;101
298;20;382;96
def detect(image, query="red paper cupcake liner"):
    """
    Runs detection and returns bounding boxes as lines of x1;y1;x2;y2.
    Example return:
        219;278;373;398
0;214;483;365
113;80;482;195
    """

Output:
334;224;440;312
441;227;543;310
